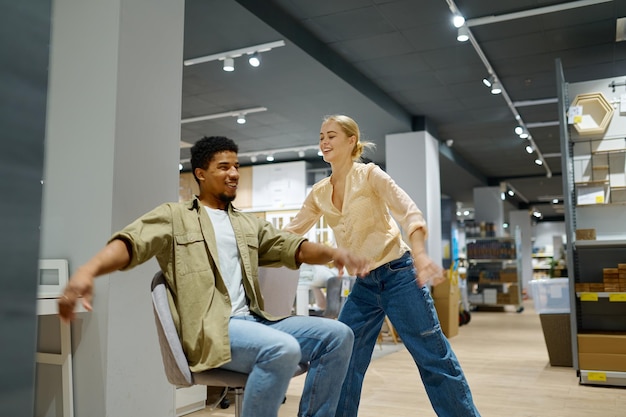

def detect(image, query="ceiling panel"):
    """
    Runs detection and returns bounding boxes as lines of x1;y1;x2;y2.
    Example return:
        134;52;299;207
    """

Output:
178;0;626;220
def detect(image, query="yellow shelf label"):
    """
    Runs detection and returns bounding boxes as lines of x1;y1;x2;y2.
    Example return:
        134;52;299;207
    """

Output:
595;195;605;203
587;372;607;382
609;293;626;302
580;292;599;301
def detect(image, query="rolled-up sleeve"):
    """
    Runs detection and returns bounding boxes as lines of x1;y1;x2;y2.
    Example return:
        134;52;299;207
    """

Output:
368;165;428;239
108;204;174;270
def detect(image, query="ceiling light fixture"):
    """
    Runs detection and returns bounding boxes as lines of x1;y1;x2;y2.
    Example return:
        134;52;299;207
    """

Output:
236;114;246;124
181;107;267;124
452;14;465;28
526;145;534;154
266;155;275;162
490;80;502;95
238;145;320;163
446;0;588;179
250;155;257;163
183;40;286;67
482;76;492;87
222;57;234;72
298;150;305;158
534;158;543;166
248;52;261;67
457;26;469;42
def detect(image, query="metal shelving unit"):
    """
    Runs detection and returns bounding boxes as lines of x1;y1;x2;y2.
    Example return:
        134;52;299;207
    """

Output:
557;60;626;387
466;233;524;313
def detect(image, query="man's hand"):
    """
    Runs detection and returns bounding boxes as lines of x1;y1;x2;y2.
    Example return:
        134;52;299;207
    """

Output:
331;248;371;278
58;268;95;323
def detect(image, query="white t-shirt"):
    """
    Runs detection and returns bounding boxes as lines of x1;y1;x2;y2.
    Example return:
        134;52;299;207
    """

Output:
204;207;249;316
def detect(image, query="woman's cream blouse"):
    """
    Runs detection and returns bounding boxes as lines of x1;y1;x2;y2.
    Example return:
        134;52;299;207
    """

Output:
285;162;428;273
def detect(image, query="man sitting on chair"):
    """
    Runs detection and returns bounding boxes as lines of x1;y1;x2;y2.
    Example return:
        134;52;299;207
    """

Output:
58;136;371;417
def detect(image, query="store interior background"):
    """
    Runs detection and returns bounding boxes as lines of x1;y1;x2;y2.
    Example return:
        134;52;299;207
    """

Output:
4;0;626;416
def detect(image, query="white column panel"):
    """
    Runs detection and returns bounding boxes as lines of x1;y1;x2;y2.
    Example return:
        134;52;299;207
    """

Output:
386;131;442;265
40;0;184;415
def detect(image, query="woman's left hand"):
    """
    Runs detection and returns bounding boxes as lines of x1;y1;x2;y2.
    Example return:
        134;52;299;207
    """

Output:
413;252;445;287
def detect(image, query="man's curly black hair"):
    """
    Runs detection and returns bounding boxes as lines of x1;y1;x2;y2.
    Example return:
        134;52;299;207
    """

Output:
190;136;238;185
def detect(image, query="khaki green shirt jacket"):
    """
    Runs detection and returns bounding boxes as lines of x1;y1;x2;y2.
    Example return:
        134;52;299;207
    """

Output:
110;197;306;372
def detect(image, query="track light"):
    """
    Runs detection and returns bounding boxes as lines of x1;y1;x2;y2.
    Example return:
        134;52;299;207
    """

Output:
223;57;234;72
490;80;502;95
519;130;529;139
248;52;260;67
266;154;274;162
514;126;523;135
317;150;323;157
525;145;534;154
298;150;305;158
184;40;285;67
507;189;515;197
452;14;465;28
236;114;246;124
250;155;257;163
534;158;543;166
482;77;492;87
457;26;469;42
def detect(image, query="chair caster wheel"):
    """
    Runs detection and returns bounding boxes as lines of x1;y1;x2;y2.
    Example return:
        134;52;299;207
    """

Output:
220;397;230;409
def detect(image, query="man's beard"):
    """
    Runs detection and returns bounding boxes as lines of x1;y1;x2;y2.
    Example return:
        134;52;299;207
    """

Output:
218;193;236;204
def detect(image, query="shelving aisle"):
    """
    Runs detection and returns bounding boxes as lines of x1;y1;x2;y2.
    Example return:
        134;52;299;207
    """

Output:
188;302;626;417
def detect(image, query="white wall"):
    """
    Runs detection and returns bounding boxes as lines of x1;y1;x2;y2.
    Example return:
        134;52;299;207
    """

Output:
39;0;184;415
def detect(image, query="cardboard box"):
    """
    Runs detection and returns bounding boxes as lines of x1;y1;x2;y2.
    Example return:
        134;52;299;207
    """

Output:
575;228;596;240
432;279;460;339
578;353;626;372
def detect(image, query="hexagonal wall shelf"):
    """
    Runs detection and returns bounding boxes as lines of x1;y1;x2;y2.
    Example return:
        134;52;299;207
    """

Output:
572;92;614;136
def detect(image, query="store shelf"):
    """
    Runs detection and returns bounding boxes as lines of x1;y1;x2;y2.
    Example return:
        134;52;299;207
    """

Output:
580;370;626;387
574;239;626;248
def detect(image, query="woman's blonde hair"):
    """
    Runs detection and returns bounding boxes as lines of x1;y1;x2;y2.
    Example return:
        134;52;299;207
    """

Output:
323;114;376;162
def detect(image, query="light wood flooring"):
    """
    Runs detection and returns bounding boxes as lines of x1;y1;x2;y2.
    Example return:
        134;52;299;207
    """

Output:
188;302;626;417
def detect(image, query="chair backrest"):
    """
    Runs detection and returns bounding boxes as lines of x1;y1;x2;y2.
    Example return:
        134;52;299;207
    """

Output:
151;271;194;387
257;266;300;316
323;276;342;319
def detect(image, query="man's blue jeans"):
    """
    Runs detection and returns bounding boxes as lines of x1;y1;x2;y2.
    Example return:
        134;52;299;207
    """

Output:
335;251;481;417
222;314;354;417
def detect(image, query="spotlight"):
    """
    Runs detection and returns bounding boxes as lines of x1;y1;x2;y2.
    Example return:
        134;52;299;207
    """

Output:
508;189;514;197
452;14;465;28
223;57;234;72
248;52;260;67
482;77;492;87
519;130;529;139
514;126;524;135
250;155;257;163
457;26;469;42
534;158;543;166
266;154;274;162
317;150;323;156
298;150;305;158
525;145;534;154
552;198;559;204
236;114;246;124
179;163;183;171
501;192;506;201
490;80;502;95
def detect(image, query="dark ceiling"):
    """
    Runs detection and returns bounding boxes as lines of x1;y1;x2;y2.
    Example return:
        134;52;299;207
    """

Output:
180;0;626;221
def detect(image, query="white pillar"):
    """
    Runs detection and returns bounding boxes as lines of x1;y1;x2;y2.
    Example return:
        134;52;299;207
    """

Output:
40;0;184;415
510;210;533;296
473;187;505;237
386;131;442;265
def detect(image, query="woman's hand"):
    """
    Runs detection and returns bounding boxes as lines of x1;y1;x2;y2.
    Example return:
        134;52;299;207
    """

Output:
413;252;445;287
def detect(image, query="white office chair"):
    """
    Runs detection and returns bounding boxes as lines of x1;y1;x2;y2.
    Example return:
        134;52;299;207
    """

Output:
151;271;307;417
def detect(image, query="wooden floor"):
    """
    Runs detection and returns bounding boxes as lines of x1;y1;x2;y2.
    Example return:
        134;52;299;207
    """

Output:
189;302;626;417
